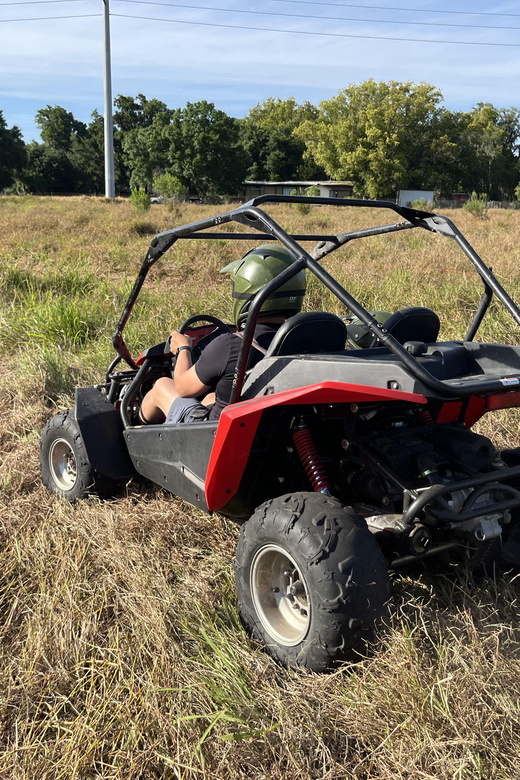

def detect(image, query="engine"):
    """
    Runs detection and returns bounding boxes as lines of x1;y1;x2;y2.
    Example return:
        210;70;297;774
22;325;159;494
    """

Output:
332;405;513;560
340;425;500;512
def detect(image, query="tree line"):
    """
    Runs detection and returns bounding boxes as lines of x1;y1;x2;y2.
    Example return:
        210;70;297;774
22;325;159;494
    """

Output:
1;80;520;201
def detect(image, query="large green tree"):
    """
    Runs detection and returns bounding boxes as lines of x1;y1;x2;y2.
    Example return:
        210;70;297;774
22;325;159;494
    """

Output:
120;111;171;190
69;110;105;193
115;94;172;190
240;97;324;181
114;94;171;132
35;105;87;151
461;103;520;199
22;142;77;193
295;80;453;197
24;107;108;193
0;111;26;191
118;99;245;197
163;101;245;199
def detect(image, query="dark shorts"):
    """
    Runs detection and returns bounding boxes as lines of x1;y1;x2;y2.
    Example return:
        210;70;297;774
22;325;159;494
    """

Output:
165;396;209;424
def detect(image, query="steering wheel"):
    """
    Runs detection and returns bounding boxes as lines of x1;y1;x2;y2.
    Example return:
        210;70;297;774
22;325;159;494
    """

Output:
178;314;231;336
166;315;232;357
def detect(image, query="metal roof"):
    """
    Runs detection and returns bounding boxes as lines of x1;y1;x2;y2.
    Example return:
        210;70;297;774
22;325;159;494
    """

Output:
244;180;354;186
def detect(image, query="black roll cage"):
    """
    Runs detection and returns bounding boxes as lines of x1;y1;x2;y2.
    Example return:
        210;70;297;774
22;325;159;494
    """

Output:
112;195;520;402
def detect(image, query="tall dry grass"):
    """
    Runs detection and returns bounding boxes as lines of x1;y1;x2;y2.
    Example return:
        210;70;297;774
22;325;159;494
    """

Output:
1;196;520;778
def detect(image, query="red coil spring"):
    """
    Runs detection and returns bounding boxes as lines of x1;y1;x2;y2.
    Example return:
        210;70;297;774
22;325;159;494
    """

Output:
419;409;434;426
292;427;332;493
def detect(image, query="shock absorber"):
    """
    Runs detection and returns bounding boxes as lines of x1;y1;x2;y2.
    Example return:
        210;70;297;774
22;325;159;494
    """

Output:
292;424;332;495
419;409;434;426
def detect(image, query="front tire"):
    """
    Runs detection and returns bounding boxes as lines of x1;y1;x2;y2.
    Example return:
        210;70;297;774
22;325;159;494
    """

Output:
234;492;390;672
40;410;116;502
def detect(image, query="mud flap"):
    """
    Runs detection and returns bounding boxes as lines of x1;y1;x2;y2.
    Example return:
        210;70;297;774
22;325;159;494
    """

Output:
75;387;136;480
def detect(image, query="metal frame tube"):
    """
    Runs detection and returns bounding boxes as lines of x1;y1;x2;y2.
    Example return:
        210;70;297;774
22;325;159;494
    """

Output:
401;465;520;525
111;197;520;395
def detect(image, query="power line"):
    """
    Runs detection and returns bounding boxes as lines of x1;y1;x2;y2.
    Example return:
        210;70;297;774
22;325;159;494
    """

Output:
0;12;101;19
2;0;518;17
112;11;520;46
0;0;84;5
116;0;520;31
233;0;520;20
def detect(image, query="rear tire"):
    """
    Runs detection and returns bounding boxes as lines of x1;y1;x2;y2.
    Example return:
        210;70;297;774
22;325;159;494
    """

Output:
234;492;390;672
40;410;116;502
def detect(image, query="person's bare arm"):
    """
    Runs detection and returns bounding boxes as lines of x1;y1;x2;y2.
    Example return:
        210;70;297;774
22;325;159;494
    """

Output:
170;331;210;398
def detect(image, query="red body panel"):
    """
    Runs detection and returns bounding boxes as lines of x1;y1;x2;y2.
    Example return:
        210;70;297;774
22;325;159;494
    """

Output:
204;382;427;512
436;401;463;424
487;390;520;411
464;396;488;428
426;389;520;429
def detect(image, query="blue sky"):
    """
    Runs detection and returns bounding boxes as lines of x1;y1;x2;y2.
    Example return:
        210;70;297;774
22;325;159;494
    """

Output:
1;0;520;142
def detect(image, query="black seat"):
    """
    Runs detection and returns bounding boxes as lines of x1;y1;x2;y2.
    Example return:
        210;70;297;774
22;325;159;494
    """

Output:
378;306;440;346
265;311;347;357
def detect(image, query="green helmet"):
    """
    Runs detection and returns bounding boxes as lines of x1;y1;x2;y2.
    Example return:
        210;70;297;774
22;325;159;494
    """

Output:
221;245;307;327
344;310;392;349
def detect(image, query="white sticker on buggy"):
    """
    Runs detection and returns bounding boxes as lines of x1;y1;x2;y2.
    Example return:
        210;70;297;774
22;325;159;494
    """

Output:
501;377;520;386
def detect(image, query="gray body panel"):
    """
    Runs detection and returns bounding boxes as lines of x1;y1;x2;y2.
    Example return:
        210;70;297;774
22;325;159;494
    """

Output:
124;421;218;511
242;342;520;399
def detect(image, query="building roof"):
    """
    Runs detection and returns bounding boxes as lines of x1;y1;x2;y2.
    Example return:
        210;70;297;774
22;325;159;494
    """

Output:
244;180;354;187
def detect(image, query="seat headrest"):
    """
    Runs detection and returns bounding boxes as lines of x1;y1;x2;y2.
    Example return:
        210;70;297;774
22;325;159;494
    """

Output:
265;311;347;357
381;307;440;345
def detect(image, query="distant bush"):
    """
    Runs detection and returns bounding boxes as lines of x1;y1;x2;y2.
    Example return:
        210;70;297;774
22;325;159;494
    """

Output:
290;186;320;216
152;173;188;206
130;187;151;213
409;198;432;211
464;191;488;219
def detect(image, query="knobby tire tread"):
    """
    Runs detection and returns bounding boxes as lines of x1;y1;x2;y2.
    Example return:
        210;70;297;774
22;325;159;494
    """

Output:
235;492;390;672
40;409;116;501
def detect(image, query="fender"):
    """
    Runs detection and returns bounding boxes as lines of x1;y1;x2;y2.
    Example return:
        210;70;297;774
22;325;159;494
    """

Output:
204;381;427;512
75;387;136;480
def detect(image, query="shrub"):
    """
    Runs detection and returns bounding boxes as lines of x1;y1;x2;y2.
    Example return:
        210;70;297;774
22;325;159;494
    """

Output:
152;173;188;204
130;187;151;213
410;198;432;211
464;192;488;219
290;186;320;216
295;202;311;216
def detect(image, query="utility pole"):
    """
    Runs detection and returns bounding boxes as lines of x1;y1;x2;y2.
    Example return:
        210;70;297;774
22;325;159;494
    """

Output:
103;0;115;198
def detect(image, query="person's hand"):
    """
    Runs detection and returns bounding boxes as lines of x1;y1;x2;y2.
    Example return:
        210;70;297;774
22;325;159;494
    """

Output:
169;330;192;354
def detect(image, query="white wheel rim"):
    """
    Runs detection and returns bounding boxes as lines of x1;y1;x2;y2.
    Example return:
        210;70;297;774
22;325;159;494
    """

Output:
250;544;311;646
49;438;78;491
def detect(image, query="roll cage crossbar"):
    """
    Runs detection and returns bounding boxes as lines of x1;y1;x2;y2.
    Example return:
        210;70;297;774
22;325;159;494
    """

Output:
112;195;520;402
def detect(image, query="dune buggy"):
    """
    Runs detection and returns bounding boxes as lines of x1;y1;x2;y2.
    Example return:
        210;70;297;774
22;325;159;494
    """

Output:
40;195;520;671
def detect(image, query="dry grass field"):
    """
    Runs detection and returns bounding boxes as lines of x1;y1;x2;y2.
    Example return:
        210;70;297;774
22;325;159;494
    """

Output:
2;196;520;779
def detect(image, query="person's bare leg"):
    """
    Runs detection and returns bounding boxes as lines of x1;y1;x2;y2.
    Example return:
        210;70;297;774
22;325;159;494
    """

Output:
201;391;215;407
140;376;180;424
